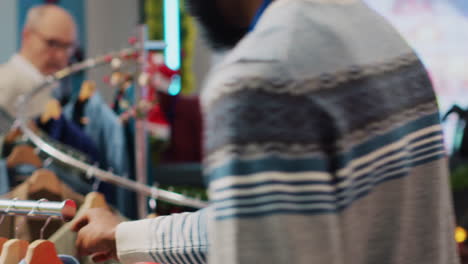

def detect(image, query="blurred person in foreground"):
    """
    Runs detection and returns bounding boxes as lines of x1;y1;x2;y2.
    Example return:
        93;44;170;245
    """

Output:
72;0;460;263
0;4;76;118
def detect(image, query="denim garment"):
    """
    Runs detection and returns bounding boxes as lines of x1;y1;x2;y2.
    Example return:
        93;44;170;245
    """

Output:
0;159;9;195
36;114;99;163
64;93;130;216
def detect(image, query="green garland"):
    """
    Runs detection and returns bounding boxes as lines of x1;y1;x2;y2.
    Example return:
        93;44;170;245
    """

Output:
180;1;197;95
145;0;196;94
451;164;468;191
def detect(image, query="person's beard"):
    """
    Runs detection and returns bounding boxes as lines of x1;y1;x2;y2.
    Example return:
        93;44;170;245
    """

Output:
186;0;249;51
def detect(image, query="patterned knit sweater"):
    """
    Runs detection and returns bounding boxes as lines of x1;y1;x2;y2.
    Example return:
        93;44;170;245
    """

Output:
115;0;459;263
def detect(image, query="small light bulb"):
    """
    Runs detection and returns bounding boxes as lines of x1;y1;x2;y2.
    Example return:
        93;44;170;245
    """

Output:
138;73;150;87
111;58;122;69
455;227;467;243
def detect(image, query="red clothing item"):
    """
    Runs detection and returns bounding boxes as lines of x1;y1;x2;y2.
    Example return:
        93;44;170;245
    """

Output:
157;92;203;163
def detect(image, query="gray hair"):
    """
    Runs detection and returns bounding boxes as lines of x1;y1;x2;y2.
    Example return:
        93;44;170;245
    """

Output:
24;4;58;30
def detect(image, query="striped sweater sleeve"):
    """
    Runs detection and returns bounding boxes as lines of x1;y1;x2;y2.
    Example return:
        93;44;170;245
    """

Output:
116;208;209;264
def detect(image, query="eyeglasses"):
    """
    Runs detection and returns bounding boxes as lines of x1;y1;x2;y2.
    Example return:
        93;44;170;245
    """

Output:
32;29;77;54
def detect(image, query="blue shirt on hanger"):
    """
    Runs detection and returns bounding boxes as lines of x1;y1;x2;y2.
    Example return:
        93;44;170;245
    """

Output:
0;159;9;195
64;93;129;175
36;114;99;163
64;92;131;216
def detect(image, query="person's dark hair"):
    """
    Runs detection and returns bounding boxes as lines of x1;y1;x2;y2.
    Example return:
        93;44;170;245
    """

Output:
187;0;249;50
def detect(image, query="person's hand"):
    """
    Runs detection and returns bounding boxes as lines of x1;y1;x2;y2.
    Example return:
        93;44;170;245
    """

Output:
71;208;122;262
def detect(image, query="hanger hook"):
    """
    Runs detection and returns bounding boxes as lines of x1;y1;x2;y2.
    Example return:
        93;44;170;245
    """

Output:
40;216;53;240
28;199;48;217
150;184;159;200
34;147;41;156
9;198;26;239
86;165;96;180
43;157;53;168
0;214;6;227
149;184;159;212
0;198;16;226
92;178;102;192
92;167;111;192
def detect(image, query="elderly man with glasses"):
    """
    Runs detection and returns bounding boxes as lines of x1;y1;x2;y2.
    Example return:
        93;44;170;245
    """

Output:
0;4;77;118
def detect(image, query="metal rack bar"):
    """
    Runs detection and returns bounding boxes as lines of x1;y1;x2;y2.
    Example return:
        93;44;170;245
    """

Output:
135;25;151;218
15;47;208;210
0;199;77;222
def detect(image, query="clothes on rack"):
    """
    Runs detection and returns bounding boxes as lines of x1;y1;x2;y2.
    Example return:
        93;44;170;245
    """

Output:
0;171;84;242
64;92;129;180
0;159;9;195
36;114;99;163
64;92;131;216
1;135;94;195
7;162;40;188
112;84;138;220
71;98;89;129
0;195;124;264
112;84;135;116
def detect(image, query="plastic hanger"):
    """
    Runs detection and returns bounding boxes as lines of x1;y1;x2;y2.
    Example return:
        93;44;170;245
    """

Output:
26;169;62;196
78;80;96;102
6;145;43;169
0;236;7;255
0;239;30;264
25;214;63;264
40;99;62;124
24;240;63;264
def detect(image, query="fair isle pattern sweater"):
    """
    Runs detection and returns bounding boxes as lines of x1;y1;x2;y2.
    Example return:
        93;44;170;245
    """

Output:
115;0;459;263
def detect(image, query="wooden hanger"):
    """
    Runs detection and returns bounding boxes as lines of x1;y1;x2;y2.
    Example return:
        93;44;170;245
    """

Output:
146;213;158;219
82;192;108;210
4;127;23;144
78;80;96;102
4;121;41;144
0;239;29;264
26;169;62;196
0;237;7;255
40;99;62;124
24;240;63;264
6;145;43;169
69;192;108;228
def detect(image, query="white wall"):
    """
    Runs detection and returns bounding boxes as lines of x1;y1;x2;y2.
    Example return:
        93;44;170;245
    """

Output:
0;0;17;63
85;0;139;101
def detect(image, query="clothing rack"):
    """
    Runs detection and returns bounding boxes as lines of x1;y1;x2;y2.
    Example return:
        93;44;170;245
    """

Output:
0;199;77;222
15;46;208;210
